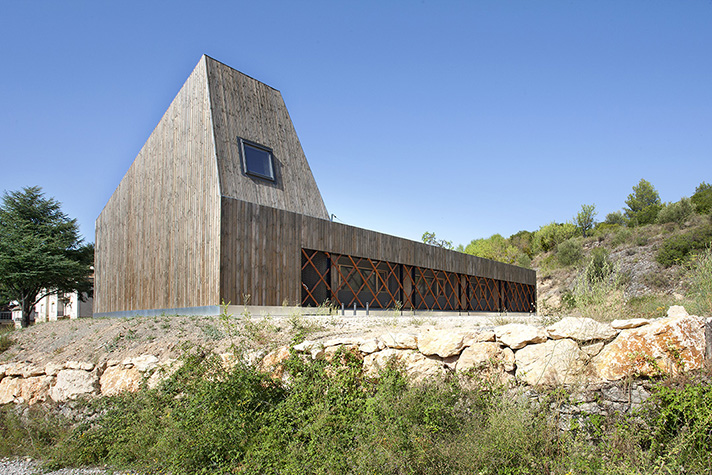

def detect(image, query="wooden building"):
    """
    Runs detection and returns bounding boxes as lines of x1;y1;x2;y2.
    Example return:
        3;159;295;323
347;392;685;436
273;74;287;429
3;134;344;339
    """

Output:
95;56;536;317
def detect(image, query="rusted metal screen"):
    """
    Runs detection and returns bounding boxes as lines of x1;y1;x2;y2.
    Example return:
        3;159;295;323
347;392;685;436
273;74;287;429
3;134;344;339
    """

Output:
301;249;536;313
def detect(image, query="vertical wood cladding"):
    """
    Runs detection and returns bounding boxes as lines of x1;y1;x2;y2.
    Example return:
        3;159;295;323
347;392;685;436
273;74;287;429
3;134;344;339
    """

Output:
95;57;221;313
219;197;536;308
97;55;536;315
205;57;329;220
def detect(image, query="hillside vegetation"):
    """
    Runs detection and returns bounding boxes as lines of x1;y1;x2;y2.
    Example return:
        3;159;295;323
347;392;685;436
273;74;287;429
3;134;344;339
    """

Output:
429;179;712;320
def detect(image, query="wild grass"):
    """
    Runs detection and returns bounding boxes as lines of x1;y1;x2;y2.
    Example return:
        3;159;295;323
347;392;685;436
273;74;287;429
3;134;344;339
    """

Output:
2;347;710;474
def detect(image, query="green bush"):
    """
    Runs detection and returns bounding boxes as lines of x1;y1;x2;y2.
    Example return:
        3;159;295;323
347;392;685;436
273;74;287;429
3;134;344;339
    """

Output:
624;179;662;226
649;379;712;472
0;405;70;459
5;346;712;474
515;252;531;269
691;181;712;214
610;227;633;248
532;222;578;253
657;198;693;225
656;225;712;268
604;211;626;225
569;249;623;321
556;238;583;266
463;234;518;264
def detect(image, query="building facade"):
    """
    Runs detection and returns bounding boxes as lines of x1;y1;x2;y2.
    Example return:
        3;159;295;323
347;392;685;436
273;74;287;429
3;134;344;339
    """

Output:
95;56;536;317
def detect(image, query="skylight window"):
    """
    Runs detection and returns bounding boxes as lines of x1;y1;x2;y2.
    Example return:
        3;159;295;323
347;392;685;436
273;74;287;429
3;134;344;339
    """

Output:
240;138;275;181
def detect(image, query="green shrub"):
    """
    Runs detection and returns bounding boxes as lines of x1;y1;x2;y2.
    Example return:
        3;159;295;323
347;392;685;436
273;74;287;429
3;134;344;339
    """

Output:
656;225;712;267
463;234;518;264
0;327;13;353
556;238;583;266
509;230;534;258
610;226;633;248
56;352;284;473
515;252;531;269
0;405;70;459
532;222;578;253
657;198;693;225
604;211;626;225
625;179;662;226
648;379;712;472
568;249;623;321
691;181;712;214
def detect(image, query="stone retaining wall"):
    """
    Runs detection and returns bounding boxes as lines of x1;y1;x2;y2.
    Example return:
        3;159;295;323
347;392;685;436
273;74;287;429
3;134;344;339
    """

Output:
1;306;709;414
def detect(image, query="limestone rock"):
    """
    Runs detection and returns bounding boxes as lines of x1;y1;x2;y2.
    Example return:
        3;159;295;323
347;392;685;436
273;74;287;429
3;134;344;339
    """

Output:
418;329;467;357
121;354;159;372
324;337;360;347
611;318;650;330
293;340;317;352
50;369;98;402
363;349;443;382
667;305;688;318
581;342;605;357
44;362;64;376
147;359;182;389
502;347;516;372
515;339;587;386
381;332;418;350
310;345;325;360
358;338;383;354
131;354;160;372
0;377;21;404
21;376;53;405
592;314;705;381
546;317;617;342
455;342;514;375
65;361;95;371
464;330;496;345
495;324;548;350
242;349;267;367
6;363;44;378
259;346;291;379
100;366;143;396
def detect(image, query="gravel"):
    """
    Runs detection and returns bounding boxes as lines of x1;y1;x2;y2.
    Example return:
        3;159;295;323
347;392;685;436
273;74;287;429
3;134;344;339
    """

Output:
0;457;138;475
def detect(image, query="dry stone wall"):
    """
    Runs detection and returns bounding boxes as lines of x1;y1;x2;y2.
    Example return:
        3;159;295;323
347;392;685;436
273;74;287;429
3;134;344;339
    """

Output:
0;306;709;413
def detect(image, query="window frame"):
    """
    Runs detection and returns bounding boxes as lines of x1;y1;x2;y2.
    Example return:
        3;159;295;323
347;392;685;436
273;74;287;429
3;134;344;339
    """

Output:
239;137;276;182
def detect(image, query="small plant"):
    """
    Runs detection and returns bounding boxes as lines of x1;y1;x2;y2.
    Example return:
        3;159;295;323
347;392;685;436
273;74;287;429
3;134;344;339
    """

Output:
687;245;712;316
657;198;693;225
556;238;583;266
0;327;14;353
568;250;623;321
656;224;712;267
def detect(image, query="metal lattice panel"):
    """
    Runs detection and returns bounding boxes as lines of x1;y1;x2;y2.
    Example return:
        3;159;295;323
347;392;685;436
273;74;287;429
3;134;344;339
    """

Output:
301;249;536;313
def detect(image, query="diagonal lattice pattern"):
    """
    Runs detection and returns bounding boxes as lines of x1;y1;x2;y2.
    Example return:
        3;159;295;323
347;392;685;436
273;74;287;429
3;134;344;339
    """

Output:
301;249;536;313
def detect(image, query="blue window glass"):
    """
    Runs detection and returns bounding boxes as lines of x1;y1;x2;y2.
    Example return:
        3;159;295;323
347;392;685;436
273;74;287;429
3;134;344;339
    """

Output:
241;139;275;181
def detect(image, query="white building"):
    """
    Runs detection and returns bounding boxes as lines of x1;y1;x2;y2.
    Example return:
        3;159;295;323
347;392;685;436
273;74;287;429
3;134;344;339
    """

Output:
11;290;93;328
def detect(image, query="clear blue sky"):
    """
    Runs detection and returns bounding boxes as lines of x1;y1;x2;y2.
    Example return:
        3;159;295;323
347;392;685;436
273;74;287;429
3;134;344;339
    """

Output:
1;1;710;247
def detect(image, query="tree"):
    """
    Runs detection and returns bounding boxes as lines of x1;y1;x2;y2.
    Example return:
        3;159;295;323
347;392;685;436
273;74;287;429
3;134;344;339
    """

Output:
421;231;453;250
691;181;712;214
624;179;661;226
464;234;518;264
604;211;626;225
574;204;597;237
0;187;93;327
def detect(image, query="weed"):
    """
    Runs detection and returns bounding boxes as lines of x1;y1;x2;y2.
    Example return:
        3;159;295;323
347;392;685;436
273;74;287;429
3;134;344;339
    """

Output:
0;327;14;354
568;251;623;321
688;245;712;316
